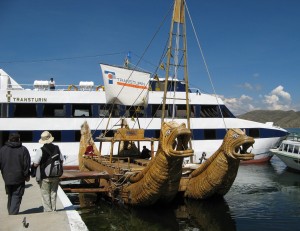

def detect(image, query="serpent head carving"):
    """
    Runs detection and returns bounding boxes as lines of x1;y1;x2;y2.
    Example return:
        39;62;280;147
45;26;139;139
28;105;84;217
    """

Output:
223;128;255;161
161;121;194;157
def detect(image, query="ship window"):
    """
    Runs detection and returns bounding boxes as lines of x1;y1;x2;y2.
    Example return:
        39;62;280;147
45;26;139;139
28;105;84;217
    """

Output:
14;104;37;117
105;130;115;137
43;104;65;117
75;130;81;142
0;131;9;146
175;105;195;118
99;104;110;117
48;131;61;142
18;131;33;142
126;106;144;118
204;129;216;140
176;105;186;118
99;104;120;118
152;104;169;118
72;104;92;117
155;129;160;138
200;105;219;118
153;81;162;91
0;103;9;118
190;105;195;118
294;145;299;154
220;105;235;118
249;128;259;138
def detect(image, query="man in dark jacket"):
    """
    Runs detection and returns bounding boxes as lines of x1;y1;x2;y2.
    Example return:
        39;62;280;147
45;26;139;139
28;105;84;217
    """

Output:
0;133;31;215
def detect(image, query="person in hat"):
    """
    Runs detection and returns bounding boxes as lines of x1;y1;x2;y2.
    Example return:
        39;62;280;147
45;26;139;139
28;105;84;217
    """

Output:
0;133;31;215
33;131;63;212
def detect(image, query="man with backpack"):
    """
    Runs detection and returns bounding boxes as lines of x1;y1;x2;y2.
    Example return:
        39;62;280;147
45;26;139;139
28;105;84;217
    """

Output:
0;133;31;215
33;131;63;212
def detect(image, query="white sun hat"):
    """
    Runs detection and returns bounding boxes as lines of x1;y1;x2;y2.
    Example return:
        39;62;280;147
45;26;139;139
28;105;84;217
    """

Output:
39;131;54;144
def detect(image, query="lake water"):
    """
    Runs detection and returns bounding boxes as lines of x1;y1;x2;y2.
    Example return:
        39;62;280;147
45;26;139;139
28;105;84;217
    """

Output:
69;128;300;231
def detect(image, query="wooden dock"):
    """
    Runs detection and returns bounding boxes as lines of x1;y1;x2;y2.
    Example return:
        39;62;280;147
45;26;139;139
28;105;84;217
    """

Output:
59;171;110;193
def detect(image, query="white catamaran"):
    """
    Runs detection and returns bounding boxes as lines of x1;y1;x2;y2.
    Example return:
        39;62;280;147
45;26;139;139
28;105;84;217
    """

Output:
0;0;288;169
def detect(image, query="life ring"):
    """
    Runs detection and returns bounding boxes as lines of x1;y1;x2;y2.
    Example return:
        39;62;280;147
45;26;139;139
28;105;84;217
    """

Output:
67;85;78;91
96;85;105;91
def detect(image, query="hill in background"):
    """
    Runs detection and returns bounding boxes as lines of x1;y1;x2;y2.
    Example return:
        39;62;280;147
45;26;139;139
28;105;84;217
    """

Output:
237;110;300;128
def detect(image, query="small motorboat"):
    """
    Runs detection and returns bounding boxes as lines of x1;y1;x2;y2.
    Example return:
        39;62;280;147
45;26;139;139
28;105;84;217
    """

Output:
270;136;300;172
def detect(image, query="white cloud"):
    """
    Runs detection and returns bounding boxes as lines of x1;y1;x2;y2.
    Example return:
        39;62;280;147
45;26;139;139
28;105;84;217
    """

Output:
263;85;291;110
244;82;253;90
220;85;295;115
238;82;262;91
270;85;291;101
221;94;258;115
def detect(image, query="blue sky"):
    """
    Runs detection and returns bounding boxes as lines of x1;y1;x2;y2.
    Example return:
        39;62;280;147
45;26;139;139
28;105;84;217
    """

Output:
0;0;299;115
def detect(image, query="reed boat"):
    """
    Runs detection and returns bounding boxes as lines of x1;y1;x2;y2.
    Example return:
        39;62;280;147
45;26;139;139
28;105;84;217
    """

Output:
77;0;260;204
0;0;288;172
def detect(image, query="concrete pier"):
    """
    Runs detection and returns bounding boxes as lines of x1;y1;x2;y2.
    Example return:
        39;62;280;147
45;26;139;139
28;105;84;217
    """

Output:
0;175;88;231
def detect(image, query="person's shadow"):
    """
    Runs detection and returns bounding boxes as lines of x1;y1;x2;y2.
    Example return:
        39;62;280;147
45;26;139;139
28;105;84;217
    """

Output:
21;183;44;214
19;206;44;214
20;183;74;214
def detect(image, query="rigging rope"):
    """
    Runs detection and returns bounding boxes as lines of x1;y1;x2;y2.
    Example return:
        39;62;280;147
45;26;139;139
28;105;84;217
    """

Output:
185;1;228;130
91;2;174;138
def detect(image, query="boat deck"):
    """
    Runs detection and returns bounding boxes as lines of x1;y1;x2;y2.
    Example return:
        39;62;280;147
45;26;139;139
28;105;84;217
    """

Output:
83;155;150;171
60;156;151;193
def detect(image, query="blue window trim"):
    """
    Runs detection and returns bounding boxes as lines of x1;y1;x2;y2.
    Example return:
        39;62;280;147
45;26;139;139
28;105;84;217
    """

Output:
2;128;289;143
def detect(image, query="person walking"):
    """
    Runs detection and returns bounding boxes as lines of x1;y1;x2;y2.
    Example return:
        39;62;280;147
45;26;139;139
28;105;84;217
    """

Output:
0;133;31;215
33;131;63;212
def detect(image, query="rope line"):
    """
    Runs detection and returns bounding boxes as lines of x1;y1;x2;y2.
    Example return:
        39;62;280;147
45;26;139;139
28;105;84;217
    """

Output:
185;1;227;130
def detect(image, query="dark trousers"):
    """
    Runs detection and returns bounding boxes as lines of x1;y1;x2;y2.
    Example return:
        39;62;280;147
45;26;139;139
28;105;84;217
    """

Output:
5;183;25;215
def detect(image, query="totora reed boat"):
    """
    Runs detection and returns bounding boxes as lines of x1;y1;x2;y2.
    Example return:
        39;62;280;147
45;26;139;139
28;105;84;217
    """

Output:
0;0;288;171
78;0;258;205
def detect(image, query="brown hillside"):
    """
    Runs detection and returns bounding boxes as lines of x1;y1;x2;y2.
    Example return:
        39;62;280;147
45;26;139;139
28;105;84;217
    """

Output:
238;110;300;128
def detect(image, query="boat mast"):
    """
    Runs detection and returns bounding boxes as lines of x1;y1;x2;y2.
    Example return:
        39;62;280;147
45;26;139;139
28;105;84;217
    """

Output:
161;0;191;130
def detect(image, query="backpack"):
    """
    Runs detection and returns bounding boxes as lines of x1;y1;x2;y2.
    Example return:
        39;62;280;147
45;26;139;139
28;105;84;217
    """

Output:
41;146;63;178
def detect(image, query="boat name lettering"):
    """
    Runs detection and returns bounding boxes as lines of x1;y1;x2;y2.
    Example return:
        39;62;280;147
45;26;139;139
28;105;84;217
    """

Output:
116;78;146;87
12;97;47;103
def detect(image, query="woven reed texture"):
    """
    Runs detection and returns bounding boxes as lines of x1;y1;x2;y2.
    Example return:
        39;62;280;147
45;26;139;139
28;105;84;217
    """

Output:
122;121;193;206
184;128;255;199
79;121;99;172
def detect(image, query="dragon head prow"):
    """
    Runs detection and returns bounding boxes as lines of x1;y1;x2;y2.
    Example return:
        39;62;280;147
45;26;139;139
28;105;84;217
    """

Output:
161;121;194;157
223;128;255;161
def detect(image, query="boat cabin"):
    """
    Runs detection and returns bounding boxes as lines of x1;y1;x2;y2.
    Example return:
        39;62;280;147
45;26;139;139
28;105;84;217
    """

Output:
278;141;300;155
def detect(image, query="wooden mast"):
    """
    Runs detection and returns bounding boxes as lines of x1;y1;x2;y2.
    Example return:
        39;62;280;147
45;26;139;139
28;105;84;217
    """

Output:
161;0;193;162
161;1;176;125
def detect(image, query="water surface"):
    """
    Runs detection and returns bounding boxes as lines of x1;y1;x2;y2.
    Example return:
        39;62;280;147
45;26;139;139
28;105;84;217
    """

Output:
70;155;300;231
